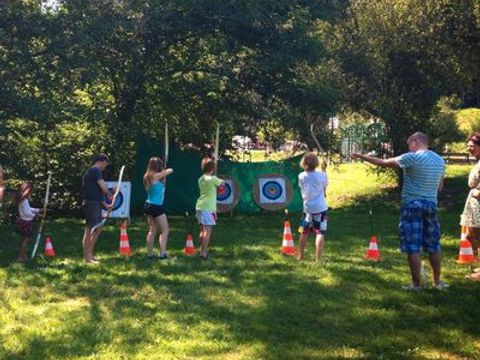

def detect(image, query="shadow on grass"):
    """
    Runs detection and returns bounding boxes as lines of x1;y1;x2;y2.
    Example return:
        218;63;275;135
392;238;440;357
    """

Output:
2;241;480;359
0;168;479;359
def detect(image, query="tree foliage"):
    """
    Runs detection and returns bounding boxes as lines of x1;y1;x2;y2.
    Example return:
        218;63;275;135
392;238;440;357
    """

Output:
1;0;342;209
0;0;479;210
332;0;480;153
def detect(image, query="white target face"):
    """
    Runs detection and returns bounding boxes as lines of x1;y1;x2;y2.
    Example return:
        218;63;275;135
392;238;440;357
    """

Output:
101;181;131;219
216;176;240;213
258;177;286;204
217;179;234;205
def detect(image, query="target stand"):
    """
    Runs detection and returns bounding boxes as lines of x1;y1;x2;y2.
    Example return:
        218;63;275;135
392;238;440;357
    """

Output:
216;176;240;213
253;174;293;211
101;181;131;219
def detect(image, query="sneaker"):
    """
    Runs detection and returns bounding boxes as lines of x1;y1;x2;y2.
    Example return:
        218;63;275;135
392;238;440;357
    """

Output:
432;281;450;290
147;254;156;260
158;254;168;260
199;254;209;260
401;284;422;292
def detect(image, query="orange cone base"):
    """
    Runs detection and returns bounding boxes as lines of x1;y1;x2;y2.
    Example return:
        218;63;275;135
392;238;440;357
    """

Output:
456;257;475;264
280;247;296;256
364;254;382;261
184;248;197;256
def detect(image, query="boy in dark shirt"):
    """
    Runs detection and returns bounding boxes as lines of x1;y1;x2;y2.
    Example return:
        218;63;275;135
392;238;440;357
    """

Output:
82;154;110;263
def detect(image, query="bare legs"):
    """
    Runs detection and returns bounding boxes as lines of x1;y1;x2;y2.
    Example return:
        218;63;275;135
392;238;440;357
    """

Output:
408;252;442;286
466;227;480;268
82;225;102;263
146;214;169;257
297;233;325;262
17;236;30;262
428;251;441;285
315;234;325;262
199;225;213;258
407;253;421;287
146;216;157;257
296;234;308;261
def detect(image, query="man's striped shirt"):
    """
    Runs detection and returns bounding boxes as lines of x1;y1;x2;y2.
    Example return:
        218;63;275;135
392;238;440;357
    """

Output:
395;150;445;205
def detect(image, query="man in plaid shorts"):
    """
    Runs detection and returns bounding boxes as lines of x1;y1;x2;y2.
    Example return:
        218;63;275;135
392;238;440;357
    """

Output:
352;132;447;290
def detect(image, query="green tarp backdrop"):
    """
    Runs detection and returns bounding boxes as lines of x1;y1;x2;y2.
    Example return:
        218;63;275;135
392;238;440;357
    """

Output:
132;139;304;214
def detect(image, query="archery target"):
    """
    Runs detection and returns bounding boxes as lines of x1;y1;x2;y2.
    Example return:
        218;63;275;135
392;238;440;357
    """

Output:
259;178;286;204
217;180;233;204
102;181;131;219
253;174;293;211
216;176;240;213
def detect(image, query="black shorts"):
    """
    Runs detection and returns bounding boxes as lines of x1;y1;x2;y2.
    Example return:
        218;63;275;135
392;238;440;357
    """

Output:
84;200;103;228
144;203;166;218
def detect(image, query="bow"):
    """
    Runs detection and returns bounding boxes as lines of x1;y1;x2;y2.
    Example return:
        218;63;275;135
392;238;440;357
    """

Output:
164;122;169;169
310;123;324;153
110;165;125;211
163;122;170;195
90;165;125;234
310;123;327;171
0;165;4;207
31;171;52;259
214;122;220;174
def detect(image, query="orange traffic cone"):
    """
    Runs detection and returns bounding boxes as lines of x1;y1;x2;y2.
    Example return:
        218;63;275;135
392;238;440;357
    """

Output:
364;235;381;261
119;221;133;256
281;221;296;256
184;233;196;256
456;227;475;264
44;236;55;257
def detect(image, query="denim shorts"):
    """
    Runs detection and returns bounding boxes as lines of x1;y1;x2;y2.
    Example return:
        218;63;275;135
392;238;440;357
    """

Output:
399;200;441;254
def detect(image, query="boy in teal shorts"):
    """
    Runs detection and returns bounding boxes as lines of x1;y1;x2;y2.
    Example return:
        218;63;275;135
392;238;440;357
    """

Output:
196;157;224;259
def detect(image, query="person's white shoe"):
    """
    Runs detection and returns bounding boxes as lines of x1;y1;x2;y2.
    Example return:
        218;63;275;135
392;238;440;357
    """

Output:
432;281;449;290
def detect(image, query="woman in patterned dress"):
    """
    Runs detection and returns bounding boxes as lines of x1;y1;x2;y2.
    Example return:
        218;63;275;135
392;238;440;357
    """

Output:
460;133;480;280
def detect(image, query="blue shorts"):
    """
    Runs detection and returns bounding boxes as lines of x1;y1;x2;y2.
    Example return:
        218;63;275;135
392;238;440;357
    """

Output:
299;211;328;236
399;200;441;254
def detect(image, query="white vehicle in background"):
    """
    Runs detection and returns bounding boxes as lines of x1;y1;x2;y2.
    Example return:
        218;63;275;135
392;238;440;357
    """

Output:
280;140;308;153
232;135;253;150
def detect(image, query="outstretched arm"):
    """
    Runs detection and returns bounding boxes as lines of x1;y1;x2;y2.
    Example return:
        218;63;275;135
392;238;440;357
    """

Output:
351;153;400;169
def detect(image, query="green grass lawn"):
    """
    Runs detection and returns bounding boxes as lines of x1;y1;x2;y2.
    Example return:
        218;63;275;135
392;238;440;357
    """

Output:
1;164;479;359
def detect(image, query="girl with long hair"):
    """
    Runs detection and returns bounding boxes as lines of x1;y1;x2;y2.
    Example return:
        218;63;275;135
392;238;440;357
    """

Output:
143;157;173;259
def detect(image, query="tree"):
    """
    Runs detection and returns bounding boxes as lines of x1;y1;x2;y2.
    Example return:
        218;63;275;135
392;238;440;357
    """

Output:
332;0;480;154
0;0;344;210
